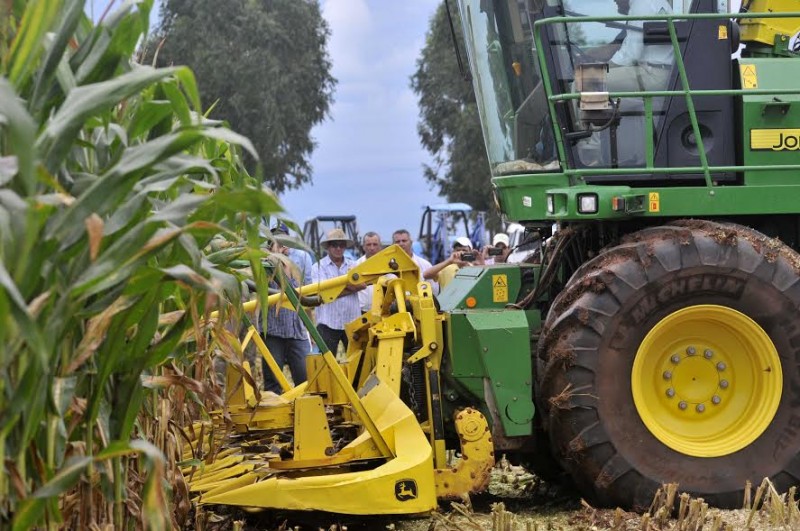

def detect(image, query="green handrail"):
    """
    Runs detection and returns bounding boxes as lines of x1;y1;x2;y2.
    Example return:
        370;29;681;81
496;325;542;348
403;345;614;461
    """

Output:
531;10;800;185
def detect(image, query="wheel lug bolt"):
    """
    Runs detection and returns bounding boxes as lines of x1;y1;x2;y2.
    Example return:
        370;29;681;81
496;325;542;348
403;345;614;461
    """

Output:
671;355;681;364
716;362;726;371
666;388;675;398
687;346;696;355
696;404;705;413
720;379;729;389
679;401;688;410
663;371;672;380
712;395;721;404
704;349;713;359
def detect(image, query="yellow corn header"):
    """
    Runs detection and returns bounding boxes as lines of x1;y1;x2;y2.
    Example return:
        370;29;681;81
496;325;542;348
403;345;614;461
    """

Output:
180;245;494;514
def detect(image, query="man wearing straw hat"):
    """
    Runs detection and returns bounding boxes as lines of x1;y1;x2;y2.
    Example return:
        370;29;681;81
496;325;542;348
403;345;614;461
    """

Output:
310;228;364;354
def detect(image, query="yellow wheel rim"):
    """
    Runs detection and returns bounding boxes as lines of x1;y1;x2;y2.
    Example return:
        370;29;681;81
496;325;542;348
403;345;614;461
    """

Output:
632;304;782;457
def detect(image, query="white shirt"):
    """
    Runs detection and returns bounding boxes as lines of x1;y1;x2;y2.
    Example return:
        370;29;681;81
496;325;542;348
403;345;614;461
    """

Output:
355;255;374;312
610;0;673;67
311;256;361;330
412;254;439;295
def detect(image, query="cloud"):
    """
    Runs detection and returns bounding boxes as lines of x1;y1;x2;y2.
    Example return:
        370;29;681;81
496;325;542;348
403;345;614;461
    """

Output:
322;0;372;77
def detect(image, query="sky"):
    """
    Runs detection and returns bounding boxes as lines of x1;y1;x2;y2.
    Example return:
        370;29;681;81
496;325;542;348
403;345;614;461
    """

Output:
88;0;446;244
280;1;444;243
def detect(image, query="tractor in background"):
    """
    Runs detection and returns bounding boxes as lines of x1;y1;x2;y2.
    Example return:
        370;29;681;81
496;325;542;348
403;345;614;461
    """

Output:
416;203;486;263
302;214;362;260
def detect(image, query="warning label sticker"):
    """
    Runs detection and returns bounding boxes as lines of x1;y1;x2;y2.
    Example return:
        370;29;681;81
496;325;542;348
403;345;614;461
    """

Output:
492;275;508;303
741;64;758;89
648;192;660;213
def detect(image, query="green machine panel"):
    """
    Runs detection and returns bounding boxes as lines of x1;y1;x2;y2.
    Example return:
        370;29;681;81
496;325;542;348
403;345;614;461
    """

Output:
740;58;800;184
447;309;536;437
437;263;533;311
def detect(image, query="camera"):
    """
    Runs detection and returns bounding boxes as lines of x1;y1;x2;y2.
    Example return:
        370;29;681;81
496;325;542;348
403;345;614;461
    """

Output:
488;246;503;256
461;252;476;261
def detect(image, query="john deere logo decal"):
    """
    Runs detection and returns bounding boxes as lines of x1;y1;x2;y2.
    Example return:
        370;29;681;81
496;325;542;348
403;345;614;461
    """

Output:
394;479;418;501
751;129;800;151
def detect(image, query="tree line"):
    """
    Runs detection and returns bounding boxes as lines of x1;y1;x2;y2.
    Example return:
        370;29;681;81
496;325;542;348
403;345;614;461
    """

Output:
151;0;492;223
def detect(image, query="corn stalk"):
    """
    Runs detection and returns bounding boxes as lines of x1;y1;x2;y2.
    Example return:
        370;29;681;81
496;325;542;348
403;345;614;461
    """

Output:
0;0;280;527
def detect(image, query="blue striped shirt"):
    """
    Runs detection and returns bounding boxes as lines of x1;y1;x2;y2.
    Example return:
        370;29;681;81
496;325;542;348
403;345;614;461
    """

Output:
259;278;307;340
311;256;361;330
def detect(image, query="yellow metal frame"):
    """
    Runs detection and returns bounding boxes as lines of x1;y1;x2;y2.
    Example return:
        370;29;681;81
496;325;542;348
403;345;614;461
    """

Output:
182;245;499;515
739;0;800;48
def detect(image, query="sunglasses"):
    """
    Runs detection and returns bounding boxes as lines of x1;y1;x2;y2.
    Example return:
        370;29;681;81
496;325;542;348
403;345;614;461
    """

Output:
327;242;347;248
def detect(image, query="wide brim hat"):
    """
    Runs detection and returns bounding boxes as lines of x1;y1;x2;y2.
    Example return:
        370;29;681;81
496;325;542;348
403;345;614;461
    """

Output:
320;228;354;248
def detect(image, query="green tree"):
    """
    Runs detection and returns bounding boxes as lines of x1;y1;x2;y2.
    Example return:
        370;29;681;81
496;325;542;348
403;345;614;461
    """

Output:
153;0;336;192
411;1;498;228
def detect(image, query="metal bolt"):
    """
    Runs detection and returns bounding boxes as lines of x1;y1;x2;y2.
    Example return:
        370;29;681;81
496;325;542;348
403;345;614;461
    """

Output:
687;346;696;355
716;362;727;371
712;395;721;404
663;371;672;380
704;349;713;359
696;404;705;413
679;401;688;410
720;379;729;389
666;388;675;398
671;355;681;364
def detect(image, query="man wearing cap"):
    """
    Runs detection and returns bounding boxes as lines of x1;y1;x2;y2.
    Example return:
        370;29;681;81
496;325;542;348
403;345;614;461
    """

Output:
483;233;511;265
271;222;314;285
311;228;364;354
424;236;483;291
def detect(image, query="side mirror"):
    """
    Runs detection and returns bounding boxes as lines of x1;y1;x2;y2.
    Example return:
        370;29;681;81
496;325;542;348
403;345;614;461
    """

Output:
575;63;612;126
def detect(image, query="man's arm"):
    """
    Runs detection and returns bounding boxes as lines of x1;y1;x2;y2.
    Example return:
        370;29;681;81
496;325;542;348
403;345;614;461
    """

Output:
423;251;469;280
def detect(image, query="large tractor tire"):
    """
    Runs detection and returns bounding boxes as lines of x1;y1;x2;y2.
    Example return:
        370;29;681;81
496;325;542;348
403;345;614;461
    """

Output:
536;220;800;509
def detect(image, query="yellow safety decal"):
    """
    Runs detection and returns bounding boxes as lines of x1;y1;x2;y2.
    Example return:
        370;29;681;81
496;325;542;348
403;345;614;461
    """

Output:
751;129;800;151
492;275;508;303
648;192;660;213
741;64;758;89
718;25;728;40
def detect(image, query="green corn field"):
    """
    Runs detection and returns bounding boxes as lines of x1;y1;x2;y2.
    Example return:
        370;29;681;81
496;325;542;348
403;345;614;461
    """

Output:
0;1;280;528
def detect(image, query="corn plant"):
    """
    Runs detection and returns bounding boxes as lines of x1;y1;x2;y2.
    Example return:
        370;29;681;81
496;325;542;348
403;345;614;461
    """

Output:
1;0;280;528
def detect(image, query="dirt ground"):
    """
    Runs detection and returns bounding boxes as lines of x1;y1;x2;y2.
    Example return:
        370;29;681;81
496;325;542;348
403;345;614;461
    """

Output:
200;458;800;531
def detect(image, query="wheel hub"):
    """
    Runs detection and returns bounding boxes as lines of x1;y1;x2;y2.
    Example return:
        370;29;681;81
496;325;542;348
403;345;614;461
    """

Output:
632;304;782;457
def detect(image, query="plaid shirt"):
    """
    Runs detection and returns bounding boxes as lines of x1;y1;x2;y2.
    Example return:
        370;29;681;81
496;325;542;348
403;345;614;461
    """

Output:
311;255;360;330
259;278;307;340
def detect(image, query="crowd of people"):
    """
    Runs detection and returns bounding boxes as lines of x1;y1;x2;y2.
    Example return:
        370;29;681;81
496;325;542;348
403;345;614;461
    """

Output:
257;224;512;393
